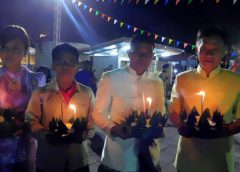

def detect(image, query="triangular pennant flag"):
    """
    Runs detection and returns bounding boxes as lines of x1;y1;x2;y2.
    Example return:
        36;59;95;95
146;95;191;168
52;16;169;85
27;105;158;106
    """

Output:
145;0;150;4
184;43;188;48
89;8;93;13
101;14;106;19
154;0;160;5
114;19;118;24
127;25;132;30
134;27;138;32
233;0;238;4
136;0;140;4
83;4;88;10
120;22;124;27
107;16;112;22
95;11;100;16
176;41;180;47
191;45;196;50
78;1;82;6
162;37;166;42
121;0;125;5
188;0;193;5
154;34;159;40
169;39;173;44
140;30;145;35
176;0;181;5
147;32;151;37
165;0;169;5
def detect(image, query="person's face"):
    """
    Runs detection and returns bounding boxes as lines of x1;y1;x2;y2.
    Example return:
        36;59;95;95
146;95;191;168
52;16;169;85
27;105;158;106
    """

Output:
52;52;78;81
197;36;226;73
0;39;25;69
128;43;154;75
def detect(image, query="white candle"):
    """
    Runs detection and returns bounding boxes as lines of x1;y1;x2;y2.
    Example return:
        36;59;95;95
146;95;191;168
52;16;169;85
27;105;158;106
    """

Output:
146;97;152;116
69;104;77;119
196;91;205;115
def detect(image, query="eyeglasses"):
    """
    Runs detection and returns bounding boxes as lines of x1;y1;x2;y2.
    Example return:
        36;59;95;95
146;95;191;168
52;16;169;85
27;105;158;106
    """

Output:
0;47;24;55
54;60;78;67
131;51;154;59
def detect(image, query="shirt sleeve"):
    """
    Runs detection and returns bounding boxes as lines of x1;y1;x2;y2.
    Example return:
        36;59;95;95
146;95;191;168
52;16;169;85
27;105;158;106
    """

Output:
87;89;95;129
92;73;115;136
25;89;45;132
169;75;182;114
158;79;166;115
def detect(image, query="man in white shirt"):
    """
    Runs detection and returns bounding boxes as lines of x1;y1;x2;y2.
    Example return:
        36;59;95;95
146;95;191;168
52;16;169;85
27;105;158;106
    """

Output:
93;35;166;172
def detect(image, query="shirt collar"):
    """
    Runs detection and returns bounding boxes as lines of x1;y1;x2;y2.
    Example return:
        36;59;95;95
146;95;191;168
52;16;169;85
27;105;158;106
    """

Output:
196;65;222;79
47;78;80;93
126;66;148;78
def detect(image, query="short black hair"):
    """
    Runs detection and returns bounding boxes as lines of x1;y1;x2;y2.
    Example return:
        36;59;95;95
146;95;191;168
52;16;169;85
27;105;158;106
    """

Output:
52;43;79;62
0;25;30;55
130;34;155;50
196;26;230;49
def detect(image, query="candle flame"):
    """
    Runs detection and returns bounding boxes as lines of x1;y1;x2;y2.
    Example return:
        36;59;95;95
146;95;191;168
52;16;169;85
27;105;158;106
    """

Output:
196;91;205;98
146;97;152;109
69;104;76;115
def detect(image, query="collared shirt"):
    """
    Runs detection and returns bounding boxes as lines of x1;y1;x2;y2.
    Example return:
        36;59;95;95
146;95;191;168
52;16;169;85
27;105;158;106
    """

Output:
169;65;240;172
93;66;165;172
25;78;95;172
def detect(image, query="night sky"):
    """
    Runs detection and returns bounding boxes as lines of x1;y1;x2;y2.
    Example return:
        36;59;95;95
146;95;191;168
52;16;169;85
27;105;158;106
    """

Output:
0;0;240;48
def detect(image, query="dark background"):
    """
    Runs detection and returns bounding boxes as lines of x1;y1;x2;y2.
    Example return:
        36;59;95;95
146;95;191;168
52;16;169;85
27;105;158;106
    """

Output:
0;0;240;48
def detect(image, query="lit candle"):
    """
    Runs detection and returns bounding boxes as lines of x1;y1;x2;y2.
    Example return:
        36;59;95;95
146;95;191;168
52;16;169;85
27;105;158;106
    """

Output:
196;91;205;115
69;104;76;119
146;97;152;117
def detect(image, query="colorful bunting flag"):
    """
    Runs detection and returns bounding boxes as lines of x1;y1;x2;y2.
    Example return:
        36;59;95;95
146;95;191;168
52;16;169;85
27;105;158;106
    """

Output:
165;0;169;5
101;13;106;19
154;0;160;5
145;0;150;4
162;37;166;42
176;0;181;5
120;22;124;27
114;19;118;24
127;25;132;29
78;2;82;6
73;0;196;50
89;8;93;13
95;11;100;16
94;0;238;5
134;27;138;32
176;41;180;47
188;0;193;5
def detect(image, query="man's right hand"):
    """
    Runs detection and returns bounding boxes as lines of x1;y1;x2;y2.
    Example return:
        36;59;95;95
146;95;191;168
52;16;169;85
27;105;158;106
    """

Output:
110;124;131;139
